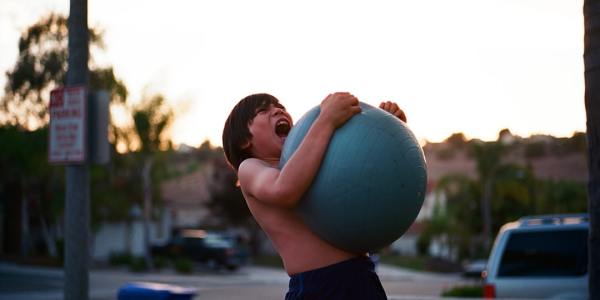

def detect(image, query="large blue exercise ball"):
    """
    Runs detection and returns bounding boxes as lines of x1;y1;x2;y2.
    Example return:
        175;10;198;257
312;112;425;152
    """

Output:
279;102;427;253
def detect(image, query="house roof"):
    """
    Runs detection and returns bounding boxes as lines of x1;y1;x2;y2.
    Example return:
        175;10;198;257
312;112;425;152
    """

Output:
424;150;587;183
160;163;215;208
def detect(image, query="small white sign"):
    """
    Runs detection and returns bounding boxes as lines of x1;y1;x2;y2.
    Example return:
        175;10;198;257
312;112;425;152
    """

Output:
49;86;87;164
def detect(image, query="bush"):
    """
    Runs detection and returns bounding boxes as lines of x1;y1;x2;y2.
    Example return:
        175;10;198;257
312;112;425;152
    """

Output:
524;141;546;158
129;256;148;272
153;256;169;270
441;285;483;297
108;252;133;266
251;255;284;268
379;255;427;271
416;232;431;256
173;258;194;274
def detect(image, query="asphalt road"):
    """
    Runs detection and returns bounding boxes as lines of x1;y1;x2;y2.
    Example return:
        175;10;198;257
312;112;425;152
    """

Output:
0;262;475;300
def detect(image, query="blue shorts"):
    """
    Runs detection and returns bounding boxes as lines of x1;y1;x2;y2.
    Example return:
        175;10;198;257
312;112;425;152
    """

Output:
285;256;387;300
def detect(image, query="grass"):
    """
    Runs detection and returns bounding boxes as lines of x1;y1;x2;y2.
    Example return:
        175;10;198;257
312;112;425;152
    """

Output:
251;255;284;269
441;285;483;297
379;254;462;273
173;258;194;274
379;254;428;271
249;253;462;274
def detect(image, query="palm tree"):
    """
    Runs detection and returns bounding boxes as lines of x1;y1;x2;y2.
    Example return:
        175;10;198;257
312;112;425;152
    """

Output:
583;0;600;298
132;94;173;270
470;141;505;251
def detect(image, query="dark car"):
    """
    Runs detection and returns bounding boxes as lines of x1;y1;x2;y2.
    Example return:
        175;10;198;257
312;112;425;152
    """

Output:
152;229;248;270
462;259;487;278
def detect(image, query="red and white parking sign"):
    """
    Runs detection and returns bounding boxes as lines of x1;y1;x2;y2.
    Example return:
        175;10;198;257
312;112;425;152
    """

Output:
49;86;87;164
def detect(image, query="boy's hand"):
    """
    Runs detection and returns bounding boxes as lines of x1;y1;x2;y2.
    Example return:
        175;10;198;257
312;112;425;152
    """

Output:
379;101;407;123
320;92;362;129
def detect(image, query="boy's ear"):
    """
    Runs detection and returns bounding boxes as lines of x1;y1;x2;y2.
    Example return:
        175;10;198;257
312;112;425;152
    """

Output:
240;139;251;150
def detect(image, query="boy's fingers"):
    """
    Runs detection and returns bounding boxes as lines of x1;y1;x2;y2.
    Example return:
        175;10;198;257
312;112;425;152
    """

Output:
379;100;407;122
396;109;407;122
345;94;358;104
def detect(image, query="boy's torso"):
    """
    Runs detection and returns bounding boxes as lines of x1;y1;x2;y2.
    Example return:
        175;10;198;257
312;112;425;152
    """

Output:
243;192;358;275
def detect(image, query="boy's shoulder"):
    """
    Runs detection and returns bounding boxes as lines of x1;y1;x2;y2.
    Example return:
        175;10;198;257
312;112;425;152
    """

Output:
239;157;271;170
238;158;278;182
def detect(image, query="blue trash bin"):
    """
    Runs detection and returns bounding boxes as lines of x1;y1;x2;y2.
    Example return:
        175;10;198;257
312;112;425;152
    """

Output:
117;282;197;300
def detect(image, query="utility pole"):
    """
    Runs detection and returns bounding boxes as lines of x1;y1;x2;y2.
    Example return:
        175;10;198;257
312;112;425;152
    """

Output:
65;0;89;299
584;0;600;299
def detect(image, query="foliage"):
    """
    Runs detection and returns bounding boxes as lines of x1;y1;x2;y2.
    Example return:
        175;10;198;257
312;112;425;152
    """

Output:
426;130;588;261
441;285;483;297
0;12;134;226
429;161;587;261
534;180;588;214
173;258;194;274
524;140;547;158
90;153;142;224
430;174;482;259
469;141;506;181
251;255;284;269
1;13;127;129
0;126;65;256
416;231;431;256
108;251;134;266
445;132;468;150
0;14;142;260
129;92;175;270
129;256;148;272
379;254;462;273
379;254;427;271
132;94;174;153
153;256;169;270
207;158;253;226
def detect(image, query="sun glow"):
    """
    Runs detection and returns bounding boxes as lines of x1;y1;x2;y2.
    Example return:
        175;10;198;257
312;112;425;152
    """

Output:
0;0;586;148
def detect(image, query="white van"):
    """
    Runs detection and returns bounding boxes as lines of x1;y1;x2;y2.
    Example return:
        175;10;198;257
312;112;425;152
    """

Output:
483;214;588;299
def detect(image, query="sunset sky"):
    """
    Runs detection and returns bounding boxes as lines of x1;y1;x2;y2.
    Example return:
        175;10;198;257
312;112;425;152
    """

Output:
0;0;586;148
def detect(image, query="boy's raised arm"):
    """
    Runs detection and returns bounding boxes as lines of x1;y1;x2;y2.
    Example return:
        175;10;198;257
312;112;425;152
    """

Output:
238;93;360;208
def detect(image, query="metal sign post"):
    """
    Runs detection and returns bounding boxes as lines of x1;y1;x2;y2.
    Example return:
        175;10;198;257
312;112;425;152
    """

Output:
64;0;89;299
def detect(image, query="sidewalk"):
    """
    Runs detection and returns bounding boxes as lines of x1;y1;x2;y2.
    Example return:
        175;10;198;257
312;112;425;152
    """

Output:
0;261;468;300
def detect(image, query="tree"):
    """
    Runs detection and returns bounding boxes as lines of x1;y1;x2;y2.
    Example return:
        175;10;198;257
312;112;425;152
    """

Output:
469;140;505;251
445;132;467;149
1;12;129;163
0;13;127;266
432;174;482;260
131;93;174;269
1;13;127;129
583;0;600;298
207;157;262;254
208;159;253;226
0;126;63;259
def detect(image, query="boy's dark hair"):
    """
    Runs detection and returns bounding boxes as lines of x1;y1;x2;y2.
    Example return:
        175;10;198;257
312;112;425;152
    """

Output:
222;93;283;170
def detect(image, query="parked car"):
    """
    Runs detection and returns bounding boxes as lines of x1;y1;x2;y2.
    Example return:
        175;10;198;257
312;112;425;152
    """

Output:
151;229;248;270
484;214;588;299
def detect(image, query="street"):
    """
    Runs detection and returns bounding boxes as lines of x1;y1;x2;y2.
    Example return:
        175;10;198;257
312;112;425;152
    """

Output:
0;262;476;300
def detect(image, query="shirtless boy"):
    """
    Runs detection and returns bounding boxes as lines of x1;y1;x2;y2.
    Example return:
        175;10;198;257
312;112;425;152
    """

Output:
222;92;406;299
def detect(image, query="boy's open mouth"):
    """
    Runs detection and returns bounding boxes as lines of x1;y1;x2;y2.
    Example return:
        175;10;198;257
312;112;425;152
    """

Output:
275;119;291;138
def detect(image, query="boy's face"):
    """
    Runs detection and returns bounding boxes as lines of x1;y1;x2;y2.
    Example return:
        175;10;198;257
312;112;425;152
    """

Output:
245;103;293;162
